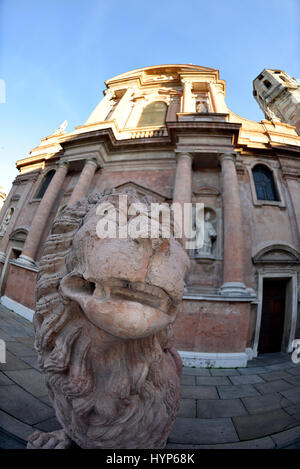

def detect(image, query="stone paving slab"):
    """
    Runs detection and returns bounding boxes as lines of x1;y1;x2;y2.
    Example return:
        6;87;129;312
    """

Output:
196;399;247;418
182;367;210;376
181;385;219;399
5;369;48;398
169;417;239;445
241;393;291;415
0;351;31;372
166;436;276;449
229;374;264;385
20;355;40;371
237;367;268;375
6;341;37;357
178;398;196;418
217;384;260;399
284;403;300;415
0;329;14;341
270;425;300;448
0;429;26;449
232;409;298;440
0;409;35;441
196;376;231;386
280;386;300;404
0;372;13;386
288;367;300;376
181;375;196;386
254;379;293;395
210;369;240;376
257;370;291;382
0;384;54;425
284;375;300;386
34;417;61;432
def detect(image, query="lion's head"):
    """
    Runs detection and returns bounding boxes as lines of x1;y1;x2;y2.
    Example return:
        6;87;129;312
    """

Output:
34;189;190;449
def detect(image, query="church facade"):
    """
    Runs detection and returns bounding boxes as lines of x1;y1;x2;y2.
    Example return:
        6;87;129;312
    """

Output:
0;64;299;367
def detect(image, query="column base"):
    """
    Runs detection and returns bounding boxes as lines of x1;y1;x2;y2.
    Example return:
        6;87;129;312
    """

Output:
219;282;249;297
15;254;38;271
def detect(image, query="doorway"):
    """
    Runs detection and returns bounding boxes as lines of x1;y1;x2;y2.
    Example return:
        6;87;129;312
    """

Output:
258;278;287;354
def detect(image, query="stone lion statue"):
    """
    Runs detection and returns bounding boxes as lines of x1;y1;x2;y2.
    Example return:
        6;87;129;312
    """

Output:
27;189;190;449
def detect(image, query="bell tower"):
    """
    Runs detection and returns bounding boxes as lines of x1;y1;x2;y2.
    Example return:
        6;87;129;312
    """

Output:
253;69;300;134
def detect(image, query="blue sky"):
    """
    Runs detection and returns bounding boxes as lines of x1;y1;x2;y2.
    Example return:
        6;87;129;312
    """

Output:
0;0;299;193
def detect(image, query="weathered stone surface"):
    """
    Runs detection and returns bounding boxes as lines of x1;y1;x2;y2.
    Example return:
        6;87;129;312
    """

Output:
166;436;276;449
233;409;297;440
6;341;36;357
196;376;231;386
178;399;196;418
242;393;290;414
0;410;35;441
270;426;300;448
27;190;190;449
280;386;300;404
182;367;211;376
181;375;196;386
254;379;293;395
217;384;260;399
257;370;291;381
168;417;239;445
210;369;239;376
0;372;13;385
181;385;218;399
5;369;47;397
229;374;264;385
0;351;31;371
197;399;247;418
0;385;54;425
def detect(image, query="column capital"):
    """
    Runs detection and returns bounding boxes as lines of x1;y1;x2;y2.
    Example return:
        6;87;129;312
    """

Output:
219;153;236;164
57;161;69;171
176;152;193;163
85;158;99;169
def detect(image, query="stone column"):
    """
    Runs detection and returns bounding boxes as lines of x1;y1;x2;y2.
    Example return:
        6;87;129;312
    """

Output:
68;159;98;207
85;90;115;125
209;83;228;114
166;95;180;122
219;154;247;296
182;81;194;113
173;153;193;248
18;162;68;266
113;88;134;129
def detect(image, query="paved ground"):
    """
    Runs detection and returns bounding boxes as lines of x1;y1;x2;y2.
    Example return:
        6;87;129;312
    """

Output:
0;304;299;449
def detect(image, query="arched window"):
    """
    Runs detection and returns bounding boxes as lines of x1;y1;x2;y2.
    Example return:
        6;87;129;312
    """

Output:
137;102;167;127
252;165;279;201
36;170;55;199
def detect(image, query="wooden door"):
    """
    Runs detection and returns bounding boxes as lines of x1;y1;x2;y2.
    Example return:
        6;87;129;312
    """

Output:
258;279;287;354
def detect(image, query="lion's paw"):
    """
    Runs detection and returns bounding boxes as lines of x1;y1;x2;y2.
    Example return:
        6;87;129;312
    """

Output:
27;429;73;449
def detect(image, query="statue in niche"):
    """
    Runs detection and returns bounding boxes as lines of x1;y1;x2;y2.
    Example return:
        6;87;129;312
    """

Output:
27;189;190;449
195;211;217;256
196;97;209;113
0;207;14;236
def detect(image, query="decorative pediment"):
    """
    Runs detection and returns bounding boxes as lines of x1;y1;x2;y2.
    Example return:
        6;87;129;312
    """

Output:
193;186;220;197
114;182;167;202
253;244;300;264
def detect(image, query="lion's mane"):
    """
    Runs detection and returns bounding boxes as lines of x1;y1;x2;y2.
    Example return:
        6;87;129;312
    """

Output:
34;190;183;449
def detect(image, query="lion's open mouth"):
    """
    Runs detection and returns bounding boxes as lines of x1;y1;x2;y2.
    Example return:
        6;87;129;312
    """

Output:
93;279;172;315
